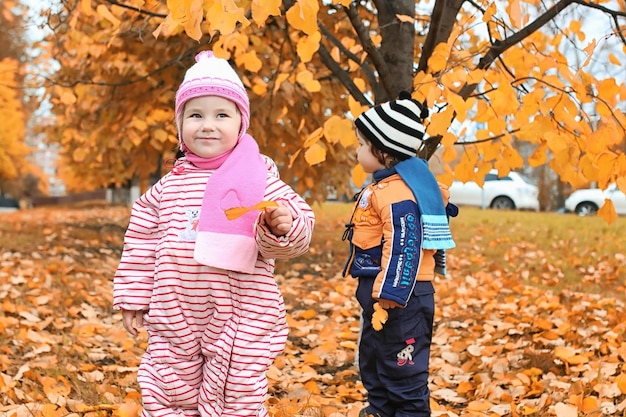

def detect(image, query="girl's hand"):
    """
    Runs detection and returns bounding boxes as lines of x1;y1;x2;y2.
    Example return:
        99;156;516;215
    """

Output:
122;309;147;337
262;205;293;236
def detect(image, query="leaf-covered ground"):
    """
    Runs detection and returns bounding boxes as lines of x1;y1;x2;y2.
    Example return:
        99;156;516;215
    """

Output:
1;204;625;417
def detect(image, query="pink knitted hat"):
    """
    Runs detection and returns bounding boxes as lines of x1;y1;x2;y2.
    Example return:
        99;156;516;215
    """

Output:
175;50;250;150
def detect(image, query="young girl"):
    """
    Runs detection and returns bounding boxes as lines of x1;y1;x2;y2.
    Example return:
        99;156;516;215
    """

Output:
113;51;315;417
342;92;457;417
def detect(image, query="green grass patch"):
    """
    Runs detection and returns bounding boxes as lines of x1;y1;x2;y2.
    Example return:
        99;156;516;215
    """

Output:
311;203;626;299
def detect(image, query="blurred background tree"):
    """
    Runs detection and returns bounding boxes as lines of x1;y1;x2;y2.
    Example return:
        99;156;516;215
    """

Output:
0;0;48;201
15;0;626;218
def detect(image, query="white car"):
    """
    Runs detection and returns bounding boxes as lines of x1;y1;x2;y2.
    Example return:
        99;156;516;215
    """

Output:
449;170;539;211
564;184;626;216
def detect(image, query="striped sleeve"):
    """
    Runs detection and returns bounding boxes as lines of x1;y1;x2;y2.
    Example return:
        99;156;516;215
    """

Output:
113;181;162;311
256;176;315;260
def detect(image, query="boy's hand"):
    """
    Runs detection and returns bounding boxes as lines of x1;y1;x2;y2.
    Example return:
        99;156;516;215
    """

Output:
262;205;293;236
122;309;147;337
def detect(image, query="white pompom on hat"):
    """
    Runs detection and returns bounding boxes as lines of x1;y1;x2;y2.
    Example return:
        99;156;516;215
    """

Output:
354;91;429;160
175;50;250;150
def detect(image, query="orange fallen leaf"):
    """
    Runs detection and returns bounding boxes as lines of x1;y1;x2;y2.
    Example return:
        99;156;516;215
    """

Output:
617;373;626;394
224;201;279;220
118;402;142;417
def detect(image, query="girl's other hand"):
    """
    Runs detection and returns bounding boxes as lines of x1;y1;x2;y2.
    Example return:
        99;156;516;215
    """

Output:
122;309;146;337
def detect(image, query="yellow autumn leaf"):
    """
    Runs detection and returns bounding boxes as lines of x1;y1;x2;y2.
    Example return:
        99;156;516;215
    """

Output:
581;40;597;67
520;404;540;415
252;78;268;96
348;95;368;119
569;20;582;32
302;352;324;365
303;127;324;148
608;53;621;66
60;90;77;105
528;144;548;167
616;373;626;394
447;93;472;122
352;164;368;188
597;152;617;183
40;404;64;417
131;117;148;132
152;128;169;143
296;70;321;92
597;199;617;225
323;115;353;145
340;340;357;350
80;0;92;15
466;399;494;411
581;397;600;413
597;78;620;103
239;51;262;72
251;0;281;27
441;143;458;163
371;302;388;331
224;201;279;220
617;177;626;195
273;73;290;94
41;375;72;398
304;379;321;393
299;308;317;319
205;1;249;36
304;142;326;166
428;43;448;73
508;0;521;27
483;2;497;22
285;0;319;35
288;148;301;168
396;14;414;23
297;30;321;63
73;147;88;163
426;106;453;137
182;0;203;41
117;402;142;417
552;403;578;417
96;4;120;29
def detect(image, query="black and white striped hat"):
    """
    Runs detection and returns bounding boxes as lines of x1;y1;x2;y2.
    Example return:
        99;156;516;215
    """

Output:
354;91;428;160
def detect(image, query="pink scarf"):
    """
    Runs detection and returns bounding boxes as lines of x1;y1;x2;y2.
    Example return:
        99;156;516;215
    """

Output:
192;134;267;273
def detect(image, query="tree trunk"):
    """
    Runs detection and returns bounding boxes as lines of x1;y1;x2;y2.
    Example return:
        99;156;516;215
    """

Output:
375;0;416;101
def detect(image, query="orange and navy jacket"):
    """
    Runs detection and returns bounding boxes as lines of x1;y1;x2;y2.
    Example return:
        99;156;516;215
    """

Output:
342;171;451;307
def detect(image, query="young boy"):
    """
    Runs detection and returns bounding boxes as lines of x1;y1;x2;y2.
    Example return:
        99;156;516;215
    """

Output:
342;91;457;417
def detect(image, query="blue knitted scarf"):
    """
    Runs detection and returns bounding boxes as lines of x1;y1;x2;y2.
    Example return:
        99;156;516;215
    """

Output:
395;158;455;250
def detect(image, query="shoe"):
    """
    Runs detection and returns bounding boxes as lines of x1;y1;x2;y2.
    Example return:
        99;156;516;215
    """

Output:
358;408;381;417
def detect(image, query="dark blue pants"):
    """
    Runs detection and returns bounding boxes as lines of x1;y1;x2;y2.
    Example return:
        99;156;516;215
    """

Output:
356;278;435;417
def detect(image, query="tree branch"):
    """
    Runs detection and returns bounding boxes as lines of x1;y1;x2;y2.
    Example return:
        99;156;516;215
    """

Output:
317;21;379;89
417;0;466;74
316;42;372;105
48;48;199;89
458;0;576;99
103;0;167;18
454;128;521;145
342;2;395;98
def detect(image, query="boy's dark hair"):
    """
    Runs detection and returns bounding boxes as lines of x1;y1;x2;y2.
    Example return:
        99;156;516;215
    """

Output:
367;139;404;169
354;91;427;161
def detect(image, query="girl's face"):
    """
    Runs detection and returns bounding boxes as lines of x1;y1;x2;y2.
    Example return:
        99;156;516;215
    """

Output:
181;96;242;158
356;130;385;173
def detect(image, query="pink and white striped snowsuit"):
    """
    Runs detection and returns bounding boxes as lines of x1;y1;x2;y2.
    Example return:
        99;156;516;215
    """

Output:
113;157;314;417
